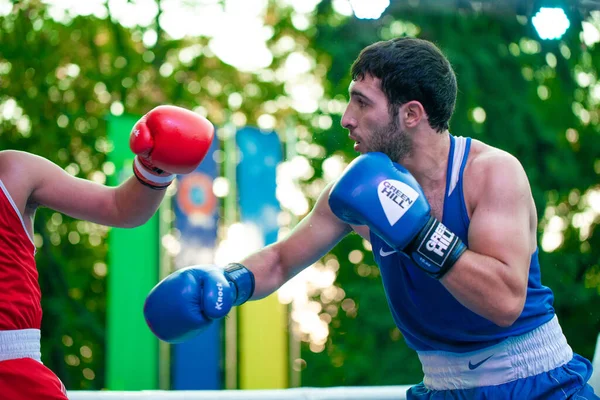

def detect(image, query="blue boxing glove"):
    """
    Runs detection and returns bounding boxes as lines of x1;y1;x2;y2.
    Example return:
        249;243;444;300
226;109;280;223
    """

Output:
143;263;254;343
329;152;466;279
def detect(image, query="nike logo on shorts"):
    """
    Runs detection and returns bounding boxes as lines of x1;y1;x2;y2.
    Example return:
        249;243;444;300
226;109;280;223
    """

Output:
379;248;397;257
468;354;494;370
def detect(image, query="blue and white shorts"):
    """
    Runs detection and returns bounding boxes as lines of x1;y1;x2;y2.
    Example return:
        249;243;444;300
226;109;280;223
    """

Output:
409;316;599;399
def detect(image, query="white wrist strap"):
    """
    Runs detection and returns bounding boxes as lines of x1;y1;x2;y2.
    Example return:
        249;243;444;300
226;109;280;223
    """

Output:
134;157;175;185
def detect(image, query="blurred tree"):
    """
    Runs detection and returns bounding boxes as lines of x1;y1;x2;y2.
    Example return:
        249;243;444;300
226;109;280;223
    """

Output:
0;0;598;390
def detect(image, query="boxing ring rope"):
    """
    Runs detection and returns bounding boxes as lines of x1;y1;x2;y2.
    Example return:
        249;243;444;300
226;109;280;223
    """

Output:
68;386;413;400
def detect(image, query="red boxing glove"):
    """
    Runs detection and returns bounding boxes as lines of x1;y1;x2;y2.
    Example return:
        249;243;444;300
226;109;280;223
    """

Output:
130;105;215;189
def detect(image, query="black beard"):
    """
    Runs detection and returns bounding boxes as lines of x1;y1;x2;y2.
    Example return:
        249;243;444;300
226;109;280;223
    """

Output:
367;118;412;163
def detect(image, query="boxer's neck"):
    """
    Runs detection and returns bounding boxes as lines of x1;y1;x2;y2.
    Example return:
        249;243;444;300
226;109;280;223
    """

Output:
400;130;450;190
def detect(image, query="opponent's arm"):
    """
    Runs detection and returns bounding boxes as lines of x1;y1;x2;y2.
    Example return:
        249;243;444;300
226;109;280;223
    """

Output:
4;151;161;228
241;183;354;300
23;106;213;228
439;154;532;327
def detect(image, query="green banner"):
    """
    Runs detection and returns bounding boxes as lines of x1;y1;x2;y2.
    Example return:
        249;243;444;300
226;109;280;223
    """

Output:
106;113;159;390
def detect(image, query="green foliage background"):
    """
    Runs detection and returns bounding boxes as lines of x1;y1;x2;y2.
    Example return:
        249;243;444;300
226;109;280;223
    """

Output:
0;0;598;390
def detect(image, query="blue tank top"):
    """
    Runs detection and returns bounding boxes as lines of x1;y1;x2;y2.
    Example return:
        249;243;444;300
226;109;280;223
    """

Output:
369;135;555;352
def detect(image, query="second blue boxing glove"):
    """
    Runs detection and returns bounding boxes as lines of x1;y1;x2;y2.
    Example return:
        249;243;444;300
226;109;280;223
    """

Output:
143;263;254;343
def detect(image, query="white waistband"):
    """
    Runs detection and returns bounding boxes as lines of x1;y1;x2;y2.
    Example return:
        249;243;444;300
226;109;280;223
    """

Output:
417;315;573;390
0;329;42;362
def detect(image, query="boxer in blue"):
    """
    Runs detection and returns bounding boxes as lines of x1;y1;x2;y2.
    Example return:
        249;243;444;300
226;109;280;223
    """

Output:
143;38;597;399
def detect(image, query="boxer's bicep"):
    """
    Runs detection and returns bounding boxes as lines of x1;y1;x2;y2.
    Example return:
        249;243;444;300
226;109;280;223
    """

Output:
467;155;532;286
244;183;352;298
278;183;353;274
25;152;119;224
351;224;370;240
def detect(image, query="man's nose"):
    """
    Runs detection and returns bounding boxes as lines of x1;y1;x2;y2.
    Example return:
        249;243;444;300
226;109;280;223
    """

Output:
341;109;356;129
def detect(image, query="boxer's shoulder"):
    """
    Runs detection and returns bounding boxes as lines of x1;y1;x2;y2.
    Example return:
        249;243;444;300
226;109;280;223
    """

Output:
462;140;528;217
0;150;25;175
464;140;518;169
0;150;42;215
0;150;43;179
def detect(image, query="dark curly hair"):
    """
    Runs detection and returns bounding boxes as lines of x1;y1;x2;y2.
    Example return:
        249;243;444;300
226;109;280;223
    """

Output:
351;37;457;132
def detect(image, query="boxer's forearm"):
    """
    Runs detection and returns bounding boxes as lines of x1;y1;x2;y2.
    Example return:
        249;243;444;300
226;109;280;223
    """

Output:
440;249;527;327
112;176;166;228
239;185;350;300
240;242;293;300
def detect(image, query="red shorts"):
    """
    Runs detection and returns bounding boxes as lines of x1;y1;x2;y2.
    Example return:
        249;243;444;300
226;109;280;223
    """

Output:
0;357;67;399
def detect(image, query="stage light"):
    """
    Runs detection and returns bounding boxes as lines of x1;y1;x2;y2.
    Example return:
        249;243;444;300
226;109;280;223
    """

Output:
349;0;390;20
532;6;571;40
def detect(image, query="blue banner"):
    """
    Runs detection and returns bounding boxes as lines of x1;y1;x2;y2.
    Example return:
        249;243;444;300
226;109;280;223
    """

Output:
171;135;221;390
236;127;281;244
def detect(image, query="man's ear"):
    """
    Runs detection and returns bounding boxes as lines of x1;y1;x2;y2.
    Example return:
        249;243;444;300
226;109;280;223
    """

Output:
402;101;426;128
